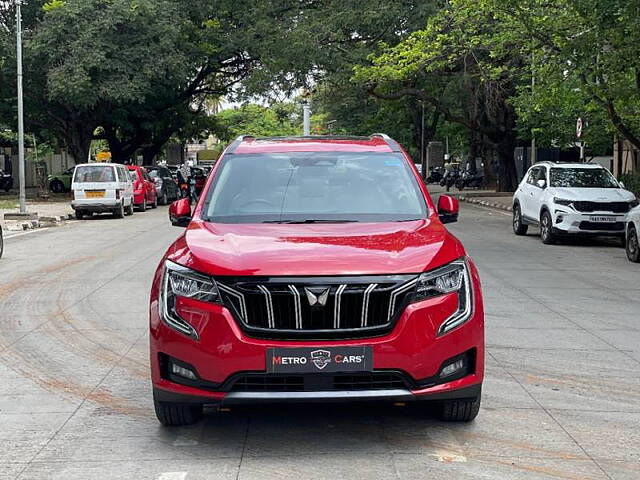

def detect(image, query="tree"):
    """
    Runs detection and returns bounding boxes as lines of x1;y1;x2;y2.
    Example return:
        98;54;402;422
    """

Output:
213;103;300;143
354;3;525;190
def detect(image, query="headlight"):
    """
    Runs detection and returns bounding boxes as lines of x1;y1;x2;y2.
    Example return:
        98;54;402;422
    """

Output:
159;260;221;339
414;259;473;336
630;198;639;208
553;197;574;207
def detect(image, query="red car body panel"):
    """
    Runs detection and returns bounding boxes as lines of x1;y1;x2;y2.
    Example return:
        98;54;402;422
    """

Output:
151;136;484;406
127;165;157;206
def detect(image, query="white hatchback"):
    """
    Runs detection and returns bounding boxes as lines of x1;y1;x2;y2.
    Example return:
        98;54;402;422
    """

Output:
512;162;638;244
71;163;134;219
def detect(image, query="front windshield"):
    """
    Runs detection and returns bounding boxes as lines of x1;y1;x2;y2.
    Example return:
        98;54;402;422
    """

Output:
550;168;619;188
203;152;427;223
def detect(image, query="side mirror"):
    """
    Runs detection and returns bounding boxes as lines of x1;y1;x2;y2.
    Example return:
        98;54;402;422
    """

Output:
536;179;546;189
438;195;459;224
169;198;192;227
619;181;625;189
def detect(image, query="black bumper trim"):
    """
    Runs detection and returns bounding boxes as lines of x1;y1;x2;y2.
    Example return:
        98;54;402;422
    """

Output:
152;383;482;406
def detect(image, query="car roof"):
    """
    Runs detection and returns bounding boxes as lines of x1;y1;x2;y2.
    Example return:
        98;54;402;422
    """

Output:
231;135;400;154
535;162;604;169
74;163;119;167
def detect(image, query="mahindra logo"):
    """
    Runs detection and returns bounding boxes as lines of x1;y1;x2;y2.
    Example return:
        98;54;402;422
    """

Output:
304;287;330;307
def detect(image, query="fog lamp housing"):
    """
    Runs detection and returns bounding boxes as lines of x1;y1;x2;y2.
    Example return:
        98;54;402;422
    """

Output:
171;363;197;381
440;359;465;378
438;351;473;381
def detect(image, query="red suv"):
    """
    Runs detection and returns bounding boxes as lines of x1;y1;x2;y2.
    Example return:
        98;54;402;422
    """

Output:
127;165;158;211
151;135;484;426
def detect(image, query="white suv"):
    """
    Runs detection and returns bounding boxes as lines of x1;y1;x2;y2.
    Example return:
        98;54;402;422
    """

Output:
512;162;638;244
626;205;640;262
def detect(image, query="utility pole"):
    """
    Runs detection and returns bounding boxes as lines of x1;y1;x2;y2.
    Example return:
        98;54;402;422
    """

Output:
530;56;537;166
16;0;26;213
420;102;425;179
302;101;311;136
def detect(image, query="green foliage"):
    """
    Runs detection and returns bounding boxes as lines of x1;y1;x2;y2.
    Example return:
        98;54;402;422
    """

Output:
213;103;300;143
620;174;640;197
42;1;65;12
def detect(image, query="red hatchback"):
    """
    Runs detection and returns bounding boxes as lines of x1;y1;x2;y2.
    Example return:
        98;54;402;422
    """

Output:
127;165;158;211
151;135;484;426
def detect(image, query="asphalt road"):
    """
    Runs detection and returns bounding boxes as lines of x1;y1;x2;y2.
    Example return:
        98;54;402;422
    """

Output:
0;202;639;480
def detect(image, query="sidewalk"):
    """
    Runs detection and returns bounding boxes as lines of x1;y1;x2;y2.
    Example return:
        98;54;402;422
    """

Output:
427;184;514;212
1;194;74;231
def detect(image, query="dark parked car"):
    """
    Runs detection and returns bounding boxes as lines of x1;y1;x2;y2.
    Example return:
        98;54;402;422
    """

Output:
146;166;180;205
0;169;13;192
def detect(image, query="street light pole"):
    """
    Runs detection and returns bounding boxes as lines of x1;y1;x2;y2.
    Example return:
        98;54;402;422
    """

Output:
16;0;26;213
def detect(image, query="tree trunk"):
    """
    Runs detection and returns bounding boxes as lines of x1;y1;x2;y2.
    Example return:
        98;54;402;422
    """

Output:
142;145;161;165
494;132;518;192
66;123;94;164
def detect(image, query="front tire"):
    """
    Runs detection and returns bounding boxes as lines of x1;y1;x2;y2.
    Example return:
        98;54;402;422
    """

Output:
137;198;147;212
153;396;203;427
627;226;640;263
126;201;134;216
512;204;528;235
540;211;556;244
437;393;481;422
151;196;158;209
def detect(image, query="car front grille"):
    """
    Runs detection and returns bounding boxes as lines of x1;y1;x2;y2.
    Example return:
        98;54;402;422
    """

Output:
225;372;410;392
573;201;630;213
216;275;418;339
579;221;625;231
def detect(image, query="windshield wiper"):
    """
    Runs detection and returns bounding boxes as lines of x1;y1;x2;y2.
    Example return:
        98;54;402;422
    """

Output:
262;219;359;224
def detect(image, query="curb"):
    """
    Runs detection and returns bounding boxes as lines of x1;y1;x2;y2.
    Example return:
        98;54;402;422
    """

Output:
4;213;73;231
459;196;513;212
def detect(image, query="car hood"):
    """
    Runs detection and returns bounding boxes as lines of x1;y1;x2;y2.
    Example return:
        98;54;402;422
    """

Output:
550;187;635;202
168;218;465;277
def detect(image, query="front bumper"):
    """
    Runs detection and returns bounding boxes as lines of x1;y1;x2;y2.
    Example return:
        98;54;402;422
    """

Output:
149;262;485;405
552;209;625;235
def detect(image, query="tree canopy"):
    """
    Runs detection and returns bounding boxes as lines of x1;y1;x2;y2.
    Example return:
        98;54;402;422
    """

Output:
0;0;637;187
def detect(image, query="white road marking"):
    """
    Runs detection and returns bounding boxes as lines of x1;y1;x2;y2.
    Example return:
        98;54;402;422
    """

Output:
466;203;512;217
157;473;187;480
3;227;50;238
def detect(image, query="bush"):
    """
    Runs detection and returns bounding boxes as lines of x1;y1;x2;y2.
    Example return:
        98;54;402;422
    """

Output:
620;174;640;197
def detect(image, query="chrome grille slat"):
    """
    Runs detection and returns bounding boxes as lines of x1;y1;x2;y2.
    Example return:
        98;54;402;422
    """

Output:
360;283;377;327
288;285;302;329
334;284;347;329
256;285;275;328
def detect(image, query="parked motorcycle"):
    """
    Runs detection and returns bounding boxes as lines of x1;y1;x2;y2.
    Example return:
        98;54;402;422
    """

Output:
440;164;461;192
455;164;484;191
425;166;444;184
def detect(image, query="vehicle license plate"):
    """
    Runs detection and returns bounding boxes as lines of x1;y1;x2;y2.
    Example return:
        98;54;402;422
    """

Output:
266;346;373;373
85;190;105;198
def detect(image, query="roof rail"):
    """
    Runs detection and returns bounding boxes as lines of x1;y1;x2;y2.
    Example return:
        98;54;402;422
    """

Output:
370;133;402;152
226;135;254;154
